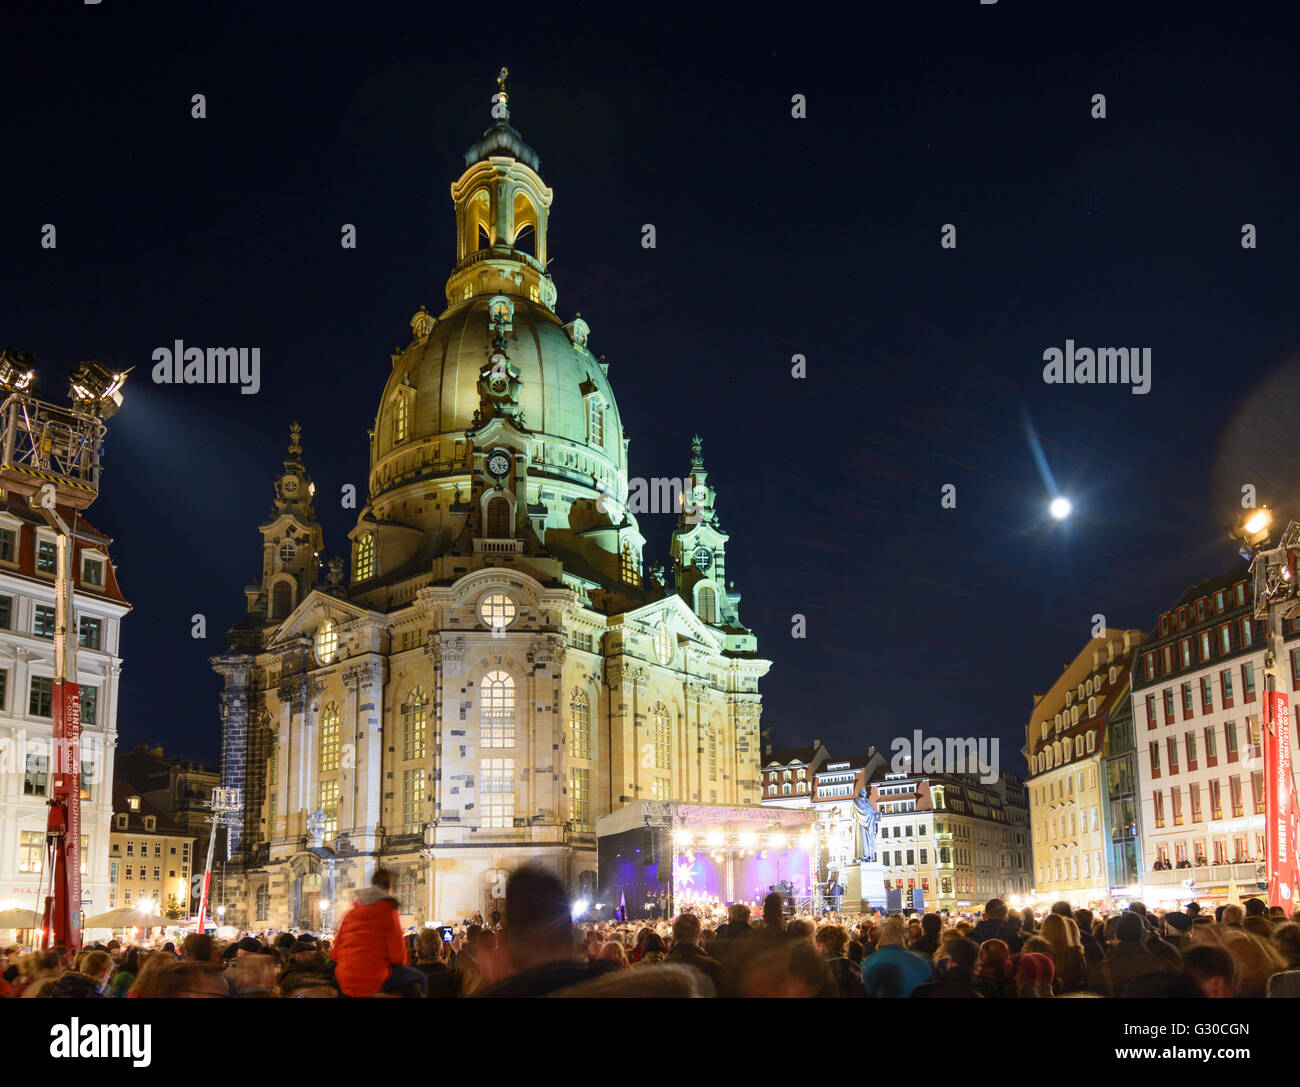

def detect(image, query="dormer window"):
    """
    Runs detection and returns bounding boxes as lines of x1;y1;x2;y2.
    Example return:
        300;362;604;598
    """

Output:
354;534;375;581
128;796;140;812
0;525;15;564
144;815;156;832
81;555;105;588
587;397;605;447
115;813;127;829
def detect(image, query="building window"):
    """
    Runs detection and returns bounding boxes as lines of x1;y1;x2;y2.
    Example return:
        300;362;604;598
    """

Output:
1252;770;1266;814
1189;783;1202;822
1241;619;1253;648
353;534;375;581
568;688;591;760
708;730;717;781
318;702;341;772
1145;694;1156;729
78;616;103;650
479;593;516;631
480;671;515;748
33;605;56;639
82;557;105;588
481;758;515;827
1200;676;1212;711
314;620;338;665
587;399;604;446
1229;775;1243;819
650;702;671;770
268;745;278;831
255;886;270;922
393;393;410;443
0;595;11;631
1163;690;1174;722
80;686;98;726
570;766;591;832
403;767;426;833
1242;663;1256;699
485;497;511;539
18;830;43;872
0;528;14;564
36;538;56;574
1152;791;1165;828
1221;669;1234;705
403;687;428;761
1225;720;1238;760
698;586;718;625
620;543;641;587
29;676;53;717
651;777;671;801
1199;631;1211;661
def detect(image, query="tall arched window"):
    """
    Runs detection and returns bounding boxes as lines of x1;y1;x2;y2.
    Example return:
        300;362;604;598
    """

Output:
393;393;410;443
481;671;515;748
404;686;428;760
486;497;511;538
270;581;292;620
319;702;341;772
620;543;641;587
650;702;671;770
568;688;590;760
698;586;717;624
354;534;375;581
708;728;717;781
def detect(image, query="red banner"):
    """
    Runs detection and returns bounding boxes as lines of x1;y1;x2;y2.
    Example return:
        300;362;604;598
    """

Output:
53;680;81;943
1266;691;1299;910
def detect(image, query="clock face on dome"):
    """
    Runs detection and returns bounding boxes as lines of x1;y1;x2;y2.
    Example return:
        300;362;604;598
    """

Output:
282;477;298;495
693;546;713;569
486;450;511;478
692;485;708;505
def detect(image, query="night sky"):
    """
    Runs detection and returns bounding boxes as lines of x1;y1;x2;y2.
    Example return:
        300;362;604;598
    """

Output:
3;4;1299;773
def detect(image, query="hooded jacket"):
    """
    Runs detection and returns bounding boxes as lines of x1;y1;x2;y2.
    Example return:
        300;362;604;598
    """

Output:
329;887;407;997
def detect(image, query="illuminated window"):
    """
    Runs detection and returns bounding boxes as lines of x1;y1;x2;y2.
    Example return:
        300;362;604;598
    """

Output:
568;688;590;760
481;671;515;747
319;702;341;771
404;686;428;760
570;767;591;832
354;534;375;581
82;557;105;588
481;758;515;828
36;538;55;574
698;586;717;624
650;702;671;770
18;830;42;873
651;777;670;800
393;393;410;443
708;729;717;781
315;620;338;664
24;753;48;795
479;593;516;631
620;543;641;587
587;399;604;446
403;767;426;833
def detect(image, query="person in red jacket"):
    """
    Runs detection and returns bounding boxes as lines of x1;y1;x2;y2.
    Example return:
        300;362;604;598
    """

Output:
330;869;427;997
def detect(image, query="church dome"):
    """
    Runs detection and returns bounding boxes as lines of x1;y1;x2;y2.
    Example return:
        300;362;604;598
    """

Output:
371;295;625;492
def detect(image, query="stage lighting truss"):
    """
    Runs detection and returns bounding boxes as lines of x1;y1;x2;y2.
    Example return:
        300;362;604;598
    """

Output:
0;391;107;508
1250;519;1300;621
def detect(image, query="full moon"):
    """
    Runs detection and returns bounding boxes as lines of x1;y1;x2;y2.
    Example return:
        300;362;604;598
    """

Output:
1050;496;1072;520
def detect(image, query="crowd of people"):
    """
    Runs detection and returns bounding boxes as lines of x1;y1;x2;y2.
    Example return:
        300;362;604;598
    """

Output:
3;866;1299;998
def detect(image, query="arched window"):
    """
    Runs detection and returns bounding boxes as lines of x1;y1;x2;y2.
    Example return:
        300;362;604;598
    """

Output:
319;702;340;772
650;702;671;770
486;497;511;538
768;784;776;796
568;688;591;760
393;393;410;443
782;783;791;795
255;885;270;922
354;534;375;581
404;686;428;760
481;671;515;748
315;620;338;665
698;586;718;624
620;543;641;587
270;581;292;620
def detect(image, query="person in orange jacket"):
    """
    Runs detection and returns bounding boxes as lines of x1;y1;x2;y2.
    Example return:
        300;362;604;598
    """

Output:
330;869;427;997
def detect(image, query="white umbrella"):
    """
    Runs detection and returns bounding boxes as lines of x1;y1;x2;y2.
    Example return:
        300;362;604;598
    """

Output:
0;907;41;929
83;907;162;929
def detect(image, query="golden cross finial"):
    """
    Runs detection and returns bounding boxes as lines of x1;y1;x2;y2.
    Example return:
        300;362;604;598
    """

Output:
497;67;509;102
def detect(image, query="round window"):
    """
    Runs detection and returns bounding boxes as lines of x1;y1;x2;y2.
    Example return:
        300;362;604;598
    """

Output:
315;618;338;664
479;592;517;631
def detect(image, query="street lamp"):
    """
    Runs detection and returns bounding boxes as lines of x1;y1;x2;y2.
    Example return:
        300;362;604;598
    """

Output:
1228;506;1300;910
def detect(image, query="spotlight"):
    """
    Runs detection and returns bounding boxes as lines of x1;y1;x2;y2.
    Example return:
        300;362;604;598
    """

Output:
738;832;758;849
0;347;35;392
69;361;129;417
705;831;724;847
1232;506;1273;550
1049;496;1072;520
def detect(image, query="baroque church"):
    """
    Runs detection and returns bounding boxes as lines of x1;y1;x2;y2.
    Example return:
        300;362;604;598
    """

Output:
211;82;770;929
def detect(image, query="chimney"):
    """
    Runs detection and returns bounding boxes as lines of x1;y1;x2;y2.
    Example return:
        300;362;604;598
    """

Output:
1123;630;1133;652
813;738;821;750
1091;649;1101;668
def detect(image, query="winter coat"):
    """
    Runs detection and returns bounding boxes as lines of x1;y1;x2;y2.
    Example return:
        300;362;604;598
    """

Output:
329;887;407;997
48;972;104;998
967;919;1024;952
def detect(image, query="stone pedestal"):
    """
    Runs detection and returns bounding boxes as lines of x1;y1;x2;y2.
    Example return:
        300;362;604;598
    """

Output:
844;861;887;912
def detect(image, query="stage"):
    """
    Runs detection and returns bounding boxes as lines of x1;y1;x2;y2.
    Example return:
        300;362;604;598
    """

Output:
596;801;818;922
